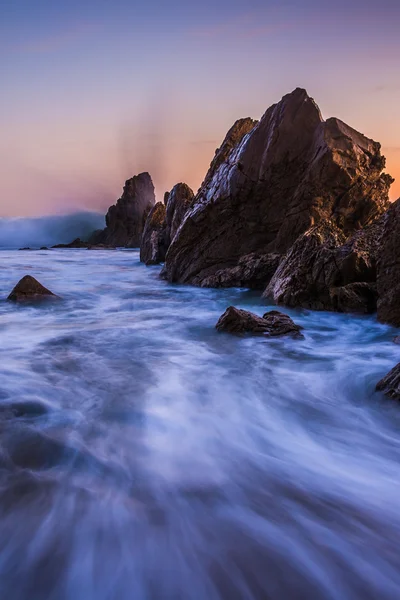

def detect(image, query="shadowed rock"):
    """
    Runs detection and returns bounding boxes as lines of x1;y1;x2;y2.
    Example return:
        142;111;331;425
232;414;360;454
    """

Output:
164;88;392;285
140;202;168;265
376;363;400;400
52;238;89;249
216;306;303;338
165;183;194;245
377;198;400;326
197;253;280;289
7;276;58;303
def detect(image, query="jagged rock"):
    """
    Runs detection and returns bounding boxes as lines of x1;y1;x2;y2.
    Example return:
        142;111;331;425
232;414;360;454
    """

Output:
99;173;155;248
140;202;168;265
7;276;58;302
197;253;280;289
376;363;400;399
164;88;392;285
52;238;89;249
165;183;194;245
216;306;303;338
377;198;400;326
264;219;383;313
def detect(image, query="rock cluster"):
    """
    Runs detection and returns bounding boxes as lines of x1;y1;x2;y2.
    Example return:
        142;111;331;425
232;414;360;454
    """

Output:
216;307;303;338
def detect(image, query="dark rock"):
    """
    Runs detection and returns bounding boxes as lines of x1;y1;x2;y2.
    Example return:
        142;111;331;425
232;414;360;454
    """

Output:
377;198;400;326
18;247;32;251
376;363;400;399
164;88;392;285
216;306;303;338
7;275;58;303
165;183;194;245
197;253;281;289
40;246;49;250
101;172;155;247
264;219;383;313
140;202;168;265
87;244;116;250
163;191;170;206
52;238;89;249
0;399;50;418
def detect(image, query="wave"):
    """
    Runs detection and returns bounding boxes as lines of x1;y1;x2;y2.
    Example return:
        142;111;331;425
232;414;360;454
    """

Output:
0;212;105;249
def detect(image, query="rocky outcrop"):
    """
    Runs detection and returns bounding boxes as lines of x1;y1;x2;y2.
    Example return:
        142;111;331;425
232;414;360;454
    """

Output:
163;88;392;285
376;363;400;400
99;173;155;248
7;276;58;302
264;219;383;313
52;238;90;249
141;183;194;266
377;198;400;326
197;253;280;289
140;202;168;265
216;306;303;338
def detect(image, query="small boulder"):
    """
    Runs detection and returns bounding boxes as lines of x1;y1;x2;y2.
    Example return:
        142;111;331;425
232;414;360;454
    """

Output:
216;306;303;338
7;275;58;302
376;363;400;399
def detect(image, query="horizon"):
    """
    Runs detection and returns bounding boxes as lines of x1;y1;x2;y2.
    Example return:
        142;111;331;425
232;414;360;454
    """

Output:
1;0;399;217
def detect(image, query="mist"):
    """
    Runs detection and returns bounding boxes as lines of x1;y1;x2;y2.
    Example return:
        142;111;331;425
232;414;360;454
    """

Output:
0;212;105;249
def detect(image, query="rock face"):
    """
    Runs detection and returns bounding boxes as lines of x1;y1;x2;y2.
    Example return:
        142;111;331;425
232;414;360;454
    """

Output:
163;88;392;286
197;253;280;289
264;219;383;313
7;276;57;302
376;363;400;400
140;202;168;265
100;173;155;247
216;306;303;338
377;198;400;326
165;183;194;245
52;238;89;249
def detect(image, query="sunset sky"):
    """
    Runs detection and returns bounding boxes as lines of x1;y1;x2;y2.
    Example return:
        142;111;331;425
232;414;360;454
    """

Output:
1;0;399;216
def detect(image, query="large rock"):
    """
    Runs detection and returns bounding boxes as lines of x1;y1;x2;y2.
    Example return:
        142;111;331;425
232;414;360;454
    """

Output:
165;183;194;245
7;276;57;302
264;219;383;313
197;253;280;289
377;198;400;326
100;173;155;247
163;88;392;285
376;363;400;400
216;306;303;338
52;237;89;249
140;202;168;265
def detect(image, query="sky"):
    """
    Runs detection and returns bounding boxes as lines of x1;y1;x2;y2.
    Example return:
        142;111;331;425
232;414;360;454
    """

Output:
0;0;399;216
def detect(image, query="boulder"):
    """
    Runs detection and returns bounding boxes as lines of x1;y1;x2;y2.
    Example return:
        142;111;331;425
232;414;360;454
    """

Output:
216;306;303;338
163;88;392;285
165;183;194;245
197;253;280;289
376;363;400;400
377;198;400;326
264;219;383;313
7;275;58;302
140;202;168;265
100;173;155;247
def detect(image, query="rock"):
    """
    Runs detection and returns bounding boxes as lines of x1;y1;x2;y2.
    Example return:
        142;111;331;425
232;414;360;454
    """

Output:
40;246;49;250
216;306;303;338
393;336;400;345
140;202;168;265
101;173;155;247
7;275;58;302
87;244;116;250
376;363;400;399
164;88;392;285
377;198;400;326
52;238;89;249
197;253;281;289
165;183;194;245
264;219;383;313
18;247;32;251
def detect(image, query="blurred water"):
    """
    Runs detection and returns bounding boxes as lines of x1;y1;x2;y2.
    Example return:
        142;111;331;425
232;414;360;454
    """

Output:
0;248;399;600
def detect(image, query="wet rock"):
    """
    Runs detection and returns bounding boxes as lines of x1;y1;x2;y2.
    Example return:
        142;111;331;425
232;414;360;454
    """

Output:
7;275;58;303
18;247;32;251
0;399;50;419
377;198;400;326
216;306;303;338
164;88;392;285
101;172;155;247
40;246;49;250
140;202;168;265
165;183;194;245
52;238;89;249
264;220;383;313
197;253;280;289
376;363;400;399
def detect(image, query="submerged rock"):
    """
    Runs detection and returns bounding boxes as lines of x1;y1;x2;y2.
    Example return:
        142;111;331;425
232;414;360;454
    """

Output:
140;202;168;265
101;172;155;247
164;88;392;285
376;363;400;400
264;220;383;313
7;275;58;303
377;198;400;326
216;306;303;338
